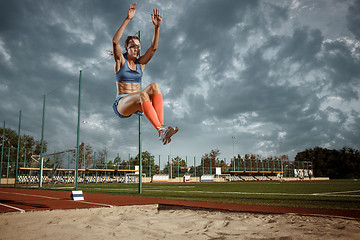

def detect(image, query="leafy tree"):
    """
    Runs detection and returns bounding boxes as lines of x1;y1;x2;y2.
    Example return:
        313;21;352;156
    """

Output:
80;143;94;169
228;154;288;173
130;151;159;176
69;142;94;169
229;154;243;171
163;156;187;177
201;149;221;174
95;147;109;169
1;127;47;177
295;147;360;179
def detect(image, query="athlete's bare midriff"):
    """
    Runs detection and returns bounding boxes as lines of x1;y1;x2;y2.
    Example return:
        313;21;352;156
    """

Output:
117;82;141;95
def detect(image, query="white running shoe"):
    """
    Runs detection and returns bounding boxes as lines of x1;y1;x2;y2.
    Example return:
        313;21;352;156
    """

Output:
159;126;178;145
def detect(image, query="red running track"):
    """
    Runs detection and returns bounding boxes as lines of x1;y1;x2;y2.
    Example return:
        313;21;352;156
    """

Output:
0;188;359;219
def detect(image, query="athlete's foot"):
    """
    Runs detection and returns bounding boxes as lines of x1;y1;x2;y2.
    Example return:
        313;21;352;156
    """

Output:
159;126;178;145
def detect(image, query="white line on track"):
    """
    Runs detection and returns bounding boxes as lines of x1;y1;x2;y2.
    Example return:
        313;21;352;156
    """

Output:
0;191;61;200
50;186;75;189
0;191;113;208
79;188;133;191
0;203;25;213
80;201;113;208
312;190;360;195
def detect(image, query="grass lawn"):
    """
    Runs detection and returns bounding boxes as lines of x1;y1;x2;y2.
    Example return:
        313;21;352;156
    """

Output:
71;180;360;210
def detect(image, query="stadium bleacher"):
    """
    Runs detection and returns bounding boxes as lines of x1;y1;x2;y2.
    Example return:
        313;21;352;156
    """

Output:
152;174;169;183
201;175;215;182
17;173;284;184
224;175;283;182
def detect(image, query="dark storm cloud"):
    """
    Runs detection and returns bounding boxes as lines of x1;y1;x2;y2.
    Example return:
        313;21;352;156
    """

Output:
346;0;360;40
0;0;118;148
190;3;359;157
1;0;359;160
276;28;323;66
322;39;360;99
265;2;289;28
153;0;262;97
207;26;324;120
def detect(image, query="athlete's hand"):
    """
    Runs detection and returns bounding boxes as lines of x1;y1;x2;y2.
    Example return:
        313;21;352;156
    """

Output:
127;2;137;20
151;8;162;28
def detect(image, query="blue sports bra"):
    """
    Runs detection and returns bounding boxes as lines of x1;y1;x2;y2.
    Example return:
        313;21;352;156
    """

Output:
115;54;143;83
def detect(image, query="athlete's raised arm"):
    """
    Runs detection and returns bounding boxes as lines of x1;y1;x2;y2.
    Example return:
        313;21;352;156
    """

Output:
139;8;162;65
112;2;137;71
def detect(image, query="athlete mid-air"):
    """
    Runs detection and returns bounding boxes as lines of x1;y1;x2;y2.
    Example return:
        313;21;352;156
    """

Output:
112;2;178;145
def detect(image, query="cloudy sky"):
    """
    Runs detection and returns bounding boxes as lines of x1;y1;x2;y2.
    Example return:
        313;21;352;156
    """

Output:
1;0;359;164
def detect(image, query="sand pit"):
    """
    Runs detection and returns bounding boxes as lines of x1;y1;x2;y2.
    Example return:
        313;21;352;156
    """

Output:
0;205;359;240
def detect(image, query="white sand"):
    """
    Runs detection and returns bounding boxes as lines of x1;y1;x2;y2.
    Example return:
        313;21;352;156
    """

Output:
1;205;359;240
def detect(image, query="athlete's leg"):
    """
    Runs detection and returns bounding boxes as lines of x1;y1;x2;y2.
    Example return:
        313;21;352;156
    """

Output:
116;83;162;123
142;82;162;100
152;93;164;126
116;92;142;117
117;83;177;144
143;82;164;125
140;83;163;133
141;83;178;144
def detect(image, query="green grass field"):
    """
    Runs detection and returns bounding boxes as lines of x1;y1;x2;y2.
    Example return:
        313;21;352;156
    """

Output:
71;180;360;211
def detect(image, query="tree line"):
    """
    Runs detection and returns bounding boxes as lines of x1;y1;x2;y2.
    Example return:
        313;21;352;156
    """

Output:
2;127;359;179
295;147;360;179
1;127;47;173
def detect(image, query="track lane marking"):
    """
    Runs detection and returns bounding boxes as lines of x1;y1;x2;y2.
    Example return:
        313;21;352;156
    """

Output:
313;190;360;195
80;201;113;208
0;191;113;209
0;203;25;213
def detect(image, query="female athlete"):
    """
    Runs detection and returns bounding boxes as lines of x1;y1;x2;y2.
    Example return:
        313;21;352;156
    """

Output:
112;2;178;145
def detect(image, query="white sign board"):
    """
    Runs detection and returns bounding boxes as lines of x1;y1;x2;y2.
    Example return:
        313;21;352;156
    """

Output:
71;190;84;201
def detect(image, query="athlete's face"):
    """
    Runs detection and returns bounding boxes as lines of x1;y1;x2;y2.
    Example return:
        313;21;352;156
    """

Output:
127;39;141;57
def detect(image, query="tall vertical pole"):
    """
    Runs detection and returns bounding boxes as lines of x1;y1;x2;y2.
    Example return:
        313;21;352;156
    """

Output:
159;155;161;174
232;136;235;171
273;158;275;172
24;148;26;167
168;155;170;175
202;158;204;175
39;95;46;188
138;30;143;194
83;148;86;173
128;153;130;170
75;70;82;190
0;121;5;183
116;153;119;170
170;144;172;178
7;147;10;181
194;156;196;177
105;151;108;169
15;111;21;188
210;156;212;175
